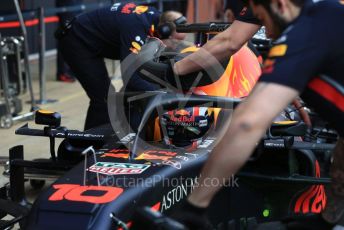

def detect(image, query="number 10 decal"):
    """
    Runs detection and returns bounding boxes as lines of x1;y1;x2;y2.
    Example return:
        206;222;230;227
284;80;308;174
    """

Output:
49;184;123;204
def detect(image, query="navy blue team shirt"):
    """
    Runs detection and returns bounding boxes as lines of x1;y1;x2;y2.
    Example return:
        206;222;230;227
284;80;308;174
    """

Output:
71;2;161;90
259;0;344;136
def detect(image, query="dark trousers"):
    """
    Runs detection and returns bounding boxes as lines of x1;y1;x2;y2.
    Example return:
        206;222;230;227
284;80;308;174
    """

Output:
56;0;83;78
59;29;114;130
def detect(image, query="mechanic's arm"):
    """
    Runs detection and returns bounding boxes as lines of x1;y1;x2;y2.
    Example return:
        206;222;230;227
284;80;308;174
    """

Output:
187;82;299;207
174;20;260;75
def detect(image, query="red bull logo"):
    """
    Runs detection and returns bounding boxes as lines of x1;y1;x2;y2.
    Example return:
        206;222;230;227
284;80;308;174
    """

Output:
121;3;136;14
195;45;261;98
293;161;327;214
169;109;195;123
133;6;148;14
121;3;148;15
175;109;191;117
101;149;178;162
135;150;177;161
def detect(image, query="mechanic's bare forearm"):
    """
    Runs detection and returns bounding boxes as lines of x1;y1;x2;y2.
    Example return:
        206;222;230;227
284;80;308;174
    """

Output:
174;21;260;75
187;83;299;207
188;105;268;207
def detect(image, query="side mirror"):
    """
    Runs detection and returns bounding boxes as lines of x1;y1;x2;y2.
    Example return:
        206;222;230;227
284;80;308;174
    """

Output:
35;110;61;128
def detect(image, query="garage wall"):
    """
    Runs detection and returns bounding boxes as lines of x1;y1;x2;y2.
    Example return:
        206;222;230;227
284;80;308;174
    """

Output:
0;0;111;54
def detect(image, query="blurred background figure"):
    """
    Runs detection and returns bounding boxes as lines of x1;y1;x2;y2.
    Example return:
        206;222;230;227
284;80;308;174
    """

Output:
224;0;245;22
163;0;188;16
55;0;83;83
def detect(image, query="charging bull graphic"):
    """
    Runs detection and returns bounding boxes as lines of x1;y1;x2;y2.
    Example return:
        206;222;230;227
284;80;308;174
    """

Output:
121;3;148;15
181;45;261;98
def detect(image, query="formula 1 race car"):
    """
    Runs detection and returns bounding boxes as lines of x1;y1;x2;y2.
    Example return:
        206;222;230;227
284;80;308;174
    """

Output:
1;91;337;230
0;23;338;230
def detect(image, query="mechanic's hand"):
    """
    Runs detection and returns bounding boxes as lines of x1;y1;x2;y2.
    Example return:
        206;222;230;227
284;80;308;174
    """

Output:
168;53;230;91
139;53;226;91
169;200;214;230
161;55;217;91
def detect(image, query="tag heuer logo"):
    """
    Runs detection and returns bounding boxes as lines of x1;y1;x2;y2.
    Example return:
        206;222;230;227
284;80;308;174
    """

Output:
88;162;150;175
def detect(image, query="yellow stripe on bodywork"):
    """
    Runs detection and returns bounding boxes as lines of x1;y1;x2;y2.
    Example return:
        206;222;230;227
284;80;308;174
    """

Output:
273;120;298;125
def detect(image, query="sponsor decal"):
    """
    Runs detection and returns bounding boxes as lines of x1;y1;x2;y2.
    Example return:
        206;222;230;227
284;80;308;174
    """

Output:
121;3;136;14
293;161;326;214
136;153;173;161
268;44;288;57
121;3;148;15
185;152;199;159
161;177;198;212
130;42;141;54
130;36;144;54
133;5;148;14
101;149;129;159
176;155;189;161
101;149;202;170
55;133;105;138
136;150;178;161
110;3;121;11
143;150;177;157
171;109;194;122
108;149;130;153
196;44;261;98
119;133;136;144
199;119;208;127
101;149;179;162
198;139;215;148
49;184;123;204
135;36;144;45
162;160;182;169
102;153;129;159
264;140;285;148
88;162;150;175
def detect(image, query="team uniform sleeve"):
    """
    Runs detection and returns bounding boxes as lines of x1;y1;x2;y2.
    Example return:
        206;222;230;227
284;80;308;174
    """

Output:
119;22;148;59
259;24;325;93
119;21;159;91
236;6;261;25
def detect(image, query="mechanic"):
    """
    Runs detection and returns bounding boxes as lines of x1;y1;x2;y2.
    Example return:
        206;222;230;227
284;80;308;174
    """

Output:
57;2;186;130
165;0;344;229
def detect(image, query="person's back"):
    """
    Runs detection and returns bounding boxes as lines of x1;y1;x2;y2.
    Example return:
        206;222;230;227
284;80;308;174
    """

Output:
72;2;160;59
305;0;344;135
261;0;344;136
